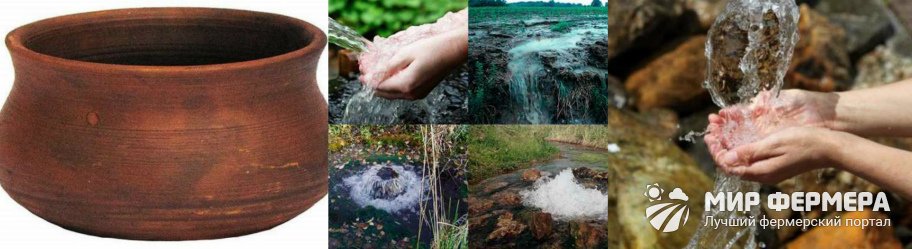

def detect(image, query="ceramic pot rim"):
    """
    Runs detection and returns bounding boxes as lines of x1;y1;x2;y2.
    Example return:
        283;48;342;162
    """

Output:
5;7;326;75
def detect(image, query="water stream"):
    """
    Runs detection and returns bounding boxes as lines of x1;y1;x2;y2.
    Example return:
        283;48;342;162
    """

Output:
686;0;800;248
506;26;610;124
329;17;372;52
330;12;466;124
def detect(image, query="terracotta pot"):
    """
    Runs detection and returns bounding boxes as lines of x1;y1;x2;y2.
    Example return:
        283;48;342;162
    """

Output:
0;8;327;240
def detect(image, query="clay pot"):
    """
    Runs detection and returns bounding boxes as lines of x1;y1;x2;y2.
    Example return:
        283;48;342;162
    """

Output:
0;8;327;240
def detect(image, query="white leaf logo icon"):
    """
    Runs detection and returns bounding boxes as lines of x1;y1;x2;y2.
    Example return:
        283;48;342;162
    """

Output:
644;185;689;232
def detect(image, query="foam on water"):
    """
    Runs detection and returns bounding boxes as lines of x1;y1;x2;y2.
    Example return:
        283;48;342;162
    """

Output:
506;27;610;123
519;168;608;221
344;165;426;214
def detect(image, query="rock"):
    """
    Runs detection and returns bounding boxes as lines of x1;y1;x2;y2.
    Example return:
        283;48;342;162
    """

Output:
854;45;912;90
625;36;710;113
492;191;522;207
570;220;606;249
608;0;699;73
469;197;495;215
470;213;492;230
482;181;510;195
785;5;852;92
786;210;901;249
486;213;527;242
572;167;610;182
522;169;542;182
814;0;894;61
587;40;609;69
376;166;398;180
528;212;553;241
684;0;727;30
604;108;713;249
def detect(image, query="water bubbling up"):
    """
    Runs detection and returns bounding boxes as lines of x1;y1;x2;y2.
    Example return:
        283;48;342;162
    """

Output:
344;164;426;214
519;168;608;221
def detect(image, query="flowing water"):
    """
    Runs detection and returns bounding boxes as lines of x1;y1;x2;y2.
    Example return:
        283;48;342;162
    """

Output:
520;168;609;221
330;12;467;124
686;0;800;248
329;17;372;52
476;142;609;220
506;26;610;123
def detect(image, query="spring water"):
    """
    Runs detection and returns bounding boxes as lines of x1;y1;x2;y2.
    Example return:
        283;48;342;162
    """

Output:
686;0;799;248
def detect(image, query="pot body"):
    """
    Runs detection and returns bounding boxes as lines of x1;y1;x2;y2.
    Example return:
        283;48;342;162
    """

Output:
0;8;327;240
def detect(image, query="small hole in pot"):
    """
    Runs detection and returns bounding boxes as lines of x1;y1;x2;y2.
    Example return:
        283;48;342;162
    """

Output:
23;13;311;66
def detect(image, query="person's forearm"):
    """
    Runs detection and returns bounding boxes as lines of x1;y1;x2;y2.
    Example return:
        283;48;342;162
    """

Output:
830;78;912;137
441;28;468;66
832;132;912;199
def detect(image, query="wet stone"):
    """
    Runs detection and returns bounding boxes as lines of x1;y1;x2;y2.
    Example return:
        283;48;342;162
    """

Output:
376;166;399;180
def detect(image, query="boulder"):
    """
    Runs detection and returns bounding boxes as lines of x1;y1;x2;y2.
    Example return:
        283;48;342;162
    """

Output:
854;44;912;90
522;169;542;182
469;197;495;215
608;0;699;73
604;108;713;249
624;36;710;113
570;220;607;249
786;210;901;249
492;191;523;207
814;0;894;61
785;5;852;92
684;0;727;30
486;212;527;242
529;212;553;241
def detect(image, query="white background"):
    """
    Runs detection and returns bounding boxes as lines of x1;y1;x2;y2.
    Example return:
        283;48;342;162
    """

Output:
0;0;329;248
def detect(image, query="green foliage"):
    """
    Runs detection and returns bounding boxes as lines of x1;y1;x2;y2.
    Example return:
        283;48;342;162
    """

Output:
467;126;559;184
330;0;466;38
590;0;603;7
550;21;572;32
469;0;507;7
469;7;606;27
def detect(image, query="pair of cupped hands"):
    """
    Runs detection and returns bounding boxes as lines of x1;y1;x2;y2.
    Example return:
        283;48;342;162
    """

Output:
705;89;846;183
366;29;468;100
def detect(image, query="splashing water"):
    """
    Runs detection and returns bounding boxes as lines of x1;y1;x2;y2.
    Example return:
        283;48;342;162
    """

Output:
519;168;608;221
687;0;799;248
332;10;467;124
329;17;372;52
506;27;610;123
344;164;426;214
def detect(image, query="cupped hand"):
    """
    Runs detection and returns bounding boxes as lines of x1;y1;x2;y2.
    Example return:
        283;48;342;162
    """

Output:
706;126;848;184
370;29;467;100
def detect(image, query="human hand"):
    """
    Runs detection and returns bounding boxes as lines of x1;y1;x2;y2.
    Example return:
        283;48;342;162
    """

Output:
723;89;838;130
706;126;848;183
370;29;468;100
703;89;839;167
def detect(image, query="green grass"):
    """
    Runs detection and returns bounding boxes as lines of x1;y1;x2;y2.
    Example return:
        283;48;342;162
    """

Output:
467;126;559;184
469;6;606;23
550;21;572;32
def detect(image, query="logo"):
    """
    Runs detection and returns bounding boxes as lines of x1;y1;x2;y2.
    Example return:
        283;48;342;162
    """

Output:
644;183;690;232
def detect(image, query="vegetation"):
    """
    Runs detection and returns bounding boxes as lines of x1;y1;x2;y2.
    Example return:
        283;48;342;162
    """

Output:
469;6;606;22
550;21;572;32
469;0;507;7
468;125;617;184
467;126;560;184
419;126;468;249
329;0;466;37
